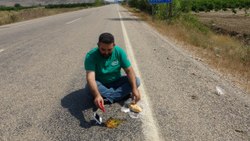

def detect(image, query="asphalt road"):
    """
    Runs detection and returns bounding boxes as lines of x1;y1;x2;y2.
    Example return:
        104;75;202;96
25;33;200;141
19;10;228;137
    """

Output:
0;4;249;141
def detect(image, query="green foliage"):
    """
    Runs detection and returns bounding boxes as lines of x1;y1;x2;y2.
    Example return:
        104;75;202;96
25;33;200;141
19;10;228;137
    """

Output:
179;13;209;34
0;4;36;11
95;0;103;6
155;4;168;20
172;0;181;16
128;0;151;14
180;0;192;12
0;6;16;11
0;2;100;11
127;0;250;19
191;0;250;13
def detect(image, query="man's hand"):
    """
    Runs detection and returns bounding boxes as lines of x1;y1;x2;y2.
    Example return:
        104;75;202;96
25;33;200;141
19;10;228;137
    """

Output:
124;67;141;103
94;95;104;109
132;89;141;103
86;71;105;111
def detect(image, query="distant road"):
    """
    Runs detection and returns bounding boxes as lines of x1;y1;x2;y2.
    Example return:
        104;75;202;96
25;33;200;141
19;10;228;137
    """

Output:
0;4;249;141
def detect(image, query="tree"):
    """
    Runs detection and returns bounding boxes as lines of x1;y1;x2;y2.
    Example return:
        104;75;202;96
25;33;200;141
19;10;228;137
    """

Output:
14;3;21;8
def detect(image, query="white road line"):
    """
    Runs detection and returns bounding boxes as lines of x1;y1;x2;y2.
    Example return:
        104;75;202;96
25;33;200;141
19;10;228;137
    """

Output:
118;7;162;141
66;18;81;25
0;49;4;53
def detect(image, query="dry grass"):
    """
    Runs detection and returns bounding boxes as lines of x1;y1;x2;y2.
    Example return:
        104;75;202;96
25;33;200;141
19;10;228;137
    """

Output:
124;6;250;93
0;7;84;25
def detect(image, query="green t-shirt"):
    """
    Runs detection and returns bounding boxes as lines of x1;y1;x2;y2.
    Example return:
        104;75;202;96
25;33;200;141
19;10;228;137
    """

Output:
84;46;131;84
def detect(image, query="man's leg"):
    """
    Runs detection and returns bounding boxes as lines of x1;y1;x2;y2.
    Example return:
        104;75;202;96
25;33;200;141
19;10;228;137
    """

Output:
95;81;116;104
107;76;140;102
84;82;114;112
85;76;140;104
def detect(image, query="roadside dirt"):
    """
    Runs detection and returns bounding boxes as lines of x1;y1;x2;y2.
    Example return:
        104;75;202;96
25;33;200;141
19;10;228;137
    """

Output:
195;10;250;45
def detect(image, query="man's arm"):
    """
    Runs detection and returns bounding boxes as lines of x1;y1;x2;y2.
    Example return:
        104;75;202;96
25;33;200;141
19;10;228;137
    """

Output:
86;71;103;108
124;66;141;103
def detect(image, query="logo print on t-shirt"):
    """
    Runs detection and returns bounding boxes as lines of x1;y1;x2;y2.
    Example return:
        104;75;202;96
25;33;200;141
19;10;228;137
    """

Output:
111;60;119;66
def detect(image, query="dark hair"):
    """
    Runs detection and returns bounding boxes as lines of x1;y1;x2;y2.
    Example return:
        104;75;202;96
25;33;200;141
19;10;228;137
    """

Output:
98;33;114;44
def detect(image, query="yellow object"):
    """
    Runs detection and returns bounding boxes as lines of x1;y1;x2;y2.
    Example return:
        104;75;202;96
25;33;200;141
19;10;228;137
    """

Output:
129;104;142;113
105;118;124;128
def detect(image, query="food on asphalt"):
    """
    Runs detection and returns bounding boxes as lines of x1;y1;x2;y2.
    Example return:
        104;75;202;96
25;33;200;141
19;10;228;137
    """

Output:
129;104;142;113
105;117;124;128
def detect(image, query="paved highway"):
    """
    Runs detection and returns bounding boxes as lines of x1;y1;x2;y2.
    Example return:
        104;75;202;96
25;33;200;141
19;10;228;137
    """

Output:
0;4;249;141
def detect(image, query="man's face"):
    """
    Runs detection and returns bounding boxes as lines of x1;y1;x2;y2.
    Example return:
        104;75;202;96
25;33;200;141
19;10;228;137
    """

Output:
98;42;115;58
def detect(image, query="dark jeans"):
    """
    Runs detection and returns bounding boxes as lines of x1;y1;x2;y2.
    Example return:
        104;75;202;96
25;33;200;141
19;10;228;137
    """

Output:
85;76;140;103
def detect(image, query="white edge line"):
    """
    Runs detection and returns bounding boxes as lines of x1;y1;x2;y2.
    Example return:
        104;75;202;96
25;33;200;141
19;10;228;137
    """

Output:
66;18;81;25
0;49;5;53
118;6;162;141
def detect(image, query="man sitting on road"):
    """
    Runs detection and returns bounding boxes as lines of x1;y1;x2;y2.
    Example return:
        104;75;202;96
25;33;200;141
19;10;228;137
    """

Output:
84;32;141;110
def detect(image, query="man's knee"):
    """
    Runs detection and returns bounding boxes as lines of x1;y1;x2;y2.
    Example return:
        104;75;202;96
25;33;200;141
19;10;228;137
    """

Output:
95;81;102;87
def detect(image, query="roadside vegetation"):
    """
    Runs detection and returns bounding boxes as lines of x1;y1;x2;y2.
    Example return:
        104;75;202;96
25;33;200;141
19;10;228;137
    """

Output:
0;3;37;11
0;1;104;25
124;0;250;92
191;0;250;14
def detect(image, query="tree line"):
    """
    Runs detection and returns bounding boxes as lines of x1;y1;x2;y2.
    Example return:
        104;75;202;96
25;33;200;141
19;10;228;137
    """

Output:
0;0;105;11
126;0;250;19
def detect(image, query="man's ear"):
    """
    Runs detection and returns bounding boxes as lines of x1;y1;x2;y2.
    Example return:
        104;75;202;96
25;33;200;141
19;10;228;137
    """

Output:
113;43;116;47
97;43;100;47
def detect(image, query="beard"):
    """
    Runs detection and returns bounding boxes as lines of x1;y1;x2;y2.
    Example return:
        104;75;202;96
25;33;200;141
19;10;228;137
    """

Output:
101;53;112;58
